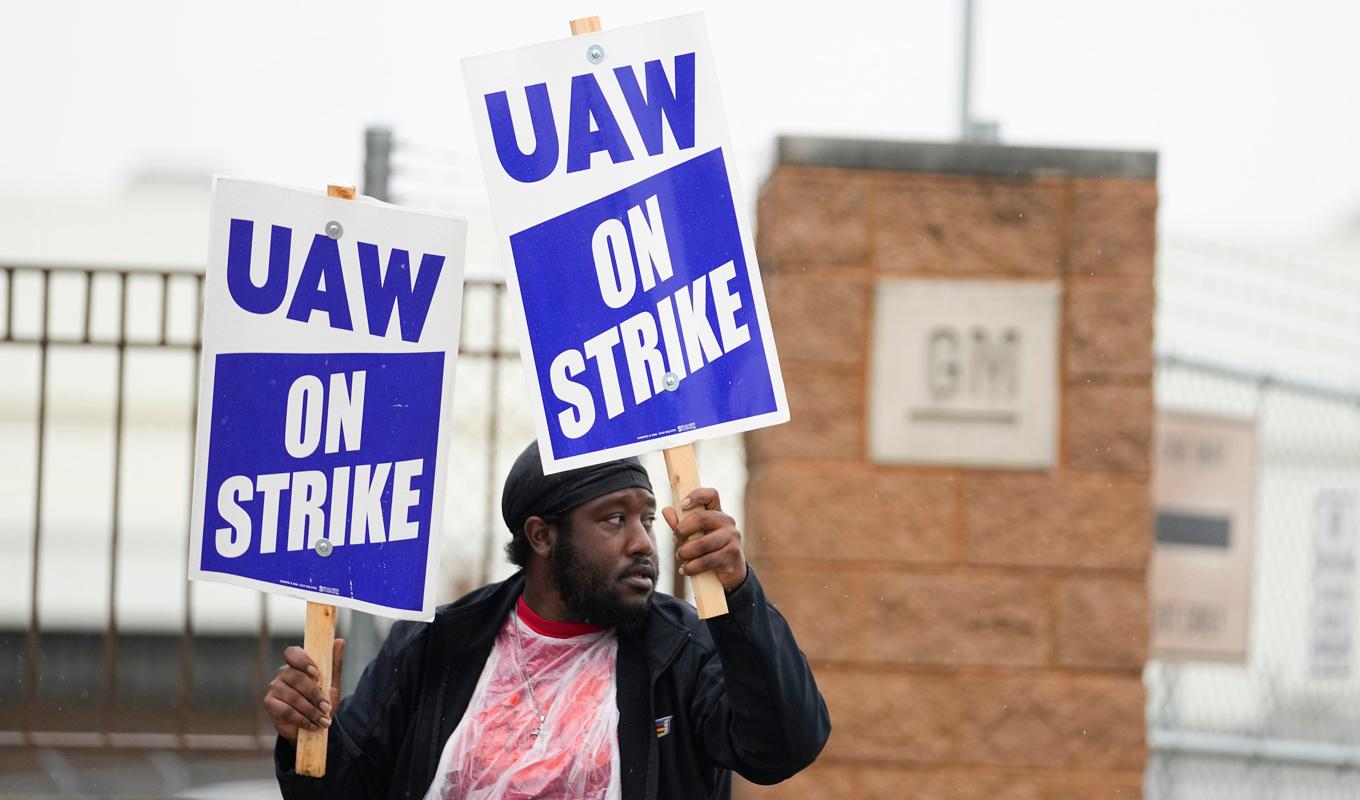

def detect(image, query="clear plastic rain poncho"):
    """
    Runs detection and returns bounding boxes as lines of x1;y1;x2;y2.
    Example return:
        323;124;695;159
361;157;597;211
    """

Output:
423;612;621;800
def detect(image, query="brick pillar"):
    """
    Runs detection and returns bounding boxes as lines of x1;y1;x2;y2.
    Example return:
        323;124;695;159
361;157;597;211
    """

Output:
740;138;1157;799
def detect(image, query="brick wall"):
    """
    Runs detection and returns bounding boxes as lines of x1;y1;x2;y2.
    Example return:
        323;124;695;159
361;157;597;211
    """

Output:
739;138;1156;799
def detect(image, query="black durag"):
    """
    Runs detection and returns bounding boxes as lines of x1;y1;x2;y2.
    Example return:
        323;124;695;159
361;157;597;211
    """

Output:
501;441;653;537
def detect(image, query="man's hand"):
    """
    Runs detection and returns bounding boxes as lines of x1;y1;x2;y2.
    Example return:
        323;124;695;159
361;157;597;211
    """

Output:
663;487;748;593
264;638;345;743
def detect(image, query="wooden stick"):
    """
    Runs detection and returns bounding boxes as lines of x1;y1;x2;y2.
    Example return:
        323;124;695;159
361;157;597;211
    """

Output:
565;16;728;620
295;602;336;776
664;445;729;619
569;15;602;35
294;182;354;777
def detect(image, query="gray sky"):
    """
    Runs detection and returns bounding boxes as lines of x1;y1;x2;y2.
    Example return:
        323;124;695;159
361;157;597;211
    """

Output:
2;0;1359;241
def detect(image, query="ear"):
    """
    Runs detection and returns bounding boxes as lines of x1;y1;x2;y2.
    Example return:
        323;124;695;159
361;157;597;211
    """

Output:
524;516;556;559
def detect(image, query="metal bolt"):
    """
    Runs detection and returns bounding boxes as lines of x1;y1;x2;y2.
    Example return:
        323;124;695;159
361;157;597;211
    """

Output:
314;538;334;557
663;372;680;392
325;220;343;239
586;44;605;65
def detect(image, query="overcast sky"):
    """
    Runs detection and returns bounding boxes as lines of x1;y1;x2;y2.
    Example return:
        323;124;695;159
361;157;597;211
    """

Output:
3;0;1358;242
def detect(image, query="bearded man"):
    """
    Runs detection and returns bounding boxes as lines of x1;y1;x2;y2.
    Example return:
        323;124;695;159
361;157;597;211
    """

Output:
265;441;830;799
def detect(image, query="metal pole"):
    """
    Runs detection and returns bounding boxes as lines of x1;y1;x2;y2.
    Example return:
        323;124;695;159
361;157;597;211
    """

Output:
1149;728;1360;770
254;595;270;746
1159;352;1360;407
363;126;394;202
178;273;204;741
21;270;51;741
101;271;130;738
480;285;505;586
3;266;14;342
960;0;975;140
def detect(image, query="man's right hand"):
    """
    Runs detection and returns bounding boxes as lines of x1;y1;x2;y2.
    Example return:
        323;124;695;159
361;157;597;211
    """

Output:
264;639;345;742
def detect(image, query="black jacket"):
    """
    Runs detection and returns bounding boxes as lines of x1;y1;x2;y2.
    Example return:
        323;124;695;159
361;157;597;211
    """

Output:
274;569;830;799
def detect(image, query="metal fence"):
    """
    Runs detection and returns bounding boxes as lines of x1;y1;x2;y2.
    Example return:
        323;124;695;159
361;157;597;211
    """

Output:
1147;356;1360;799
0;262;523;755
1146;233;1360;798
0;128;712;775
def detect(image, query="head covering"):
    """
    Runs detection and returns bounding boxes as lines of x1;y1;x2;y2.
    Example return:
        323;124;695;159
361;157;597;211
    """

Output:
501;441;653;537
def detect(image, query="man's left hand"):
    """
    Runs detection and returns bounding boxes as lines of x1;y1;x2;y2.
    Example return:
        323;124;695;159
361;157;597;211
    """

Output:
662;487;748;593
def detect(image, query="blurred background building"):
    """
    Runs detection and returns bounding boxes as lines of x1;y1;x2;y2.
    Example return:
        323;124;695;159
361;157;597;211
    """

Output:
3;0;1360;797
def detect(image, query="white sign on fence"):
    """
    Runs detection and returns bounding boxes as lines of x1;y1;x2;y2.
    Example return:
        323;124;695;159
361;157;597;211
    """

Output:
1312;491;1358;678
188;178;467;621
1151;411;1257;661
461;13;788;474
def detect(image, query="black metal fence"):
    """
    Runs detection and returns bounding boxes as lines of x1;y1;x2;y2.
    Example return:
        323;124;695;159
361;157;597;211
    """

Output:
0;126;708;783
0;263;517;754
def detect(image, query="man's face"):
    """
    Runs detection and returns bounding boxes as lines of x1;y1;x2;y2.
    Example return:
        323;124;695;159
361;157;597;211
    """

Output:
550;487;659;632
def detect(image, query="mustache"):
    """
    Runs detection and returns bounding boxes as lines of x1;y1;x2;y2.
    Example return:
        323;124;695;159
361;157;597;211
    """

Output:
620;559;658;580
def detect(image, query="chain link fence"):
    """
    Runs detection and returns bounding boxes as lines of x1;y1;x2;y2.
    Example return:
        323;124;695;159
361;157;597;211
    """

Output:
1148;237;1360;798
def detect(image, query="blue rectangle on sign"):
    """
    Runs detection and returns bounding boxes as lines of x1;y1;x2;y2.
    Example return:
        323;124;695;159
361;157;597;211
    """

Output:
511;148;776;461
199;351;443;612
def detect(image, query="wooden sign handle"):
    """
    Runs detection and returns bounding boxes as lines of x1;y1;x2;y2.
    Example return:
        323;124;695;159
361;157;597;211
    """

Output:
569;15;602;35
295;601;336;775
564;17;728;620
664;445;730;619
294;182;355;777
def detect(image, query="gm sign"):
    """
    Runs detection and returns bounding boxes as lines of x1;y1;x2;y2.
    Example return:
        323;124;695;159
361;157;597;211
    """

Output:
923;325;1020;419
868;280;1060;468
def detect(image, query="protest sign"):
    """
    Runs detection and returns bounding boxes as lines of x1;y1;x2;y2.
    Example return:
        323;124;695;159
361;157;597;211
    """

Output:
461;13;788;477
188;178;466;623
463;13;787;617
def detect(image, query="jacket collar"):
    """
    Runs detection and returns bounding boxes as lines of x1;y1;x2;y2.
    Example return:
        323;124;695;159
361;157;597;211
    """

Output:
627;593;693;676
434;571;525;654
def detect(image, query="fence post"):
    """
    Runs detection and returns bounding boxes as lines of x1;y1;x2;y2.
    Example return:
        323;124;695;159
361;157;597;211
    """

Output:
363;126;394;203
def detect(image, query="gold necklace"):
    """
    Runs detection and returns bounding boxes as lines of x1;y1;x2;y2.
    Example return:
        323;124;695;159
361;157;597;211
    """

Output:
510;617;547;742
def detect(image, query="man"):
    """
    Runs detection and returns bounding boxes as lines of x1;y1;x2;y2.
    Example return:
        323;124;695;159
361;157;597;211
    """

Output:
266;441;830;799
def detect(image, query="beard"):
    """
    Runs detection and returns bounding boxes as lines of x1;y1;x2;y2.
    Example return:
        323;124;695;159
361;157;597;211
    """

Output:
550;522;654;634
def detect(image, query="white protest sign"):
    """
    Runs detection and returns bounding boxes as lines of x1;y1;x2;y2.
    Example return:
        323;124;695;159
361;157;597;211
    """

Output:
461;13;788;474
188;178;467;621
